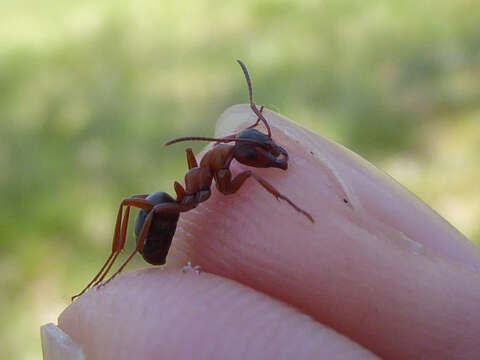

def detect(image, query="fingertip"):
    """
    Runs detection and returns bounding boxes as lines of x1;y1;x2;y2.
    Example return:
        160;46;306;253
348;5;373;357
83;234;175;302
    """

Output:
169;104;480;359
214;104;480;271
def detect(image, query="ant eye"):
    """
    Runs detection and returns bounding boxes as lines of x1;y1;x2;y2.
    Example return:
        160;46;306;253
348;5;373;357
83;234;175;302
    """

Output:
263;143;280;157
271;147;280;157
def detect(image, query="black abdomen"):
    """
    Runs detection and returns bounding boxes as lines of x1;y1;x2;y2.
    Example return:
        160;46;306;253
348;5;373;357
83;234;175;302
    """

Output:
134;192;180;265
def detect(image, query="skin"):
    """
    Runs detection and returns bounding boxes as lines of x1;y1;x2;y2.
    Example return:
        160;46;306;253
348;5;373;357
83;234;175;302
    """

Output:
58;105;480;360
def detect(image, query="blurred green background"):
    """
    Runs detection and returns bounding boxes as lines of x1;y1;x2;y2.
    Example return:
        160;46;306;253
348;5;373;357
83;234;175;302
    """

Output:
1;0;479;358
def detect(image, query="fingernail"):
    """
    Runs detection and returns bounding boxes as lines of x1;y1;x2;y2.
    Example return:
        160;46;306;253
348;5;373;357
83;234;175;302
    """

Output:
215;104;258;137
41;323;85;360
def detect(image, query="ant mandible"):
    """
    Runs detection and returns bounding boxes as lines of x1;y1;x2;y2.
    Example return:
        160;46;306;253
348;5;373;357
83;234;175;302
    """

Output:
72;60;314;301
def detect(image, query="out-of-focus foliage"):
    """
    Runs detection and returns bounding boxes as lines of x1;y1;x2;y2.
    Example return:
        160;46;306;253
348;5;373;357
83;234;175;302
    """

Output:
1;1;479;358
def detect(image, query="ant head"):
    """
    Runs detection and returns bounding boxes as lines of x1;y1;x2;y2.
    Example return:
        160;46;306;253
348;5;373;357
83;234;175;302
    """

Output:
233;128;288;170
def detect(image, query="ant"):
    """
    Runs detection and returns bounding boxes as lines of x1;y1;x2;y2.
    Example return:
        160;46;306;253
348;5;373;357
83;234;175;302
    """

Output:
72;60;314;301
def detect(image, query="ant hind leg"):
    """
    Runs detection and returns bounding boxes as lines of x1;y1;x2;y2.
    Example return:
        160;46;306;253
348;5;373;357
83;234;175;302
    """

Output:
71;194;152;300
101;200;196;286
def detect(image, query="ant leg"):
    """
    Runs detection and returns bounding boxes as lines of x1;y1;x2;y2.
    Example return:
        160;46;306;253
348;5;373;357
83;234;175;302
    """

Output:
246;105;265;130
101;210;155;286
249;173;314;223
92;195;156;288
216;169;314;223
176;147;196;202
152;201;198;214
90;205;132;289
102;201;197;285
174;181;186;201
185;148;198;169
72;195;152;300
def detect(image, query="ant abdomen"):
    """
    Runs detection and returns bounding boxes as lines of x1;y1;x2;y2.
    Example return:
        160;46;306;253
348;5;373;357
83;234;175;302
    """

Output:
134;192;179;265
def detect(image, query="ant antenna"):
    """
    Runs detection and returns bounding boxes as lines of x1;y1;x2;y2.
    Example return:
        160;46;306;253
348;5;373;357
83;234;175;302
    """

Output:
164;136;265;147
236;60;272;137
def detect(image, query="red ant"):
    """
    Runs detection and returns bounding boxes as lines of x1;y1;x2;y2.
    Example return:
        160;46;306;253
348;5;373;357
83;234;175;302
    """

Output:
72;60;314;301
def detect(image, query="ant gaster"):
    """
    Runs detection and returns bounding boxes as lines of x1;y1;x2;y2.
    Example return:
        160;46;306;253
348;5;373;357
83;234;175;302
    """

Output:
72;60;314;301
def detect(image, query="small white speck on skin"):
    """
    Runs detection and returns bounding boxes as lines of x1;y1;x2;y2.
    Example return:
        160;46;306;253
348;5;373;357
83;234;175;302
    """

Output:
182;261;202;274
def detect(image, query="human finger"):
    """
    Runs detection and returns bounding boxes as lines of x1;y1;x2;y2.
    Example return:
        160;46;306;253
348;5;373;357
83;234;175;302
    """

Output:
58;269;378;360
169;104;480;359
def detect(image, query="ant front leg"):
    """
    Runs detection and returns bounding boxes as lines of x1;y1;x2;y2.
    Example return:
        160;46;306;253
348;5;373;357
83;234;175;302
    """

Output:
71;194;153;300
216;169;314;223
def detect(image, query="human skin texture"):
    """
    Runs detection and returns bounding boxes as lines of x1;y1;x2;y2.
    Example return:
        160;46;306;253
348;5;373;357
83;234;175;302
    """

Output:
59;105;480;360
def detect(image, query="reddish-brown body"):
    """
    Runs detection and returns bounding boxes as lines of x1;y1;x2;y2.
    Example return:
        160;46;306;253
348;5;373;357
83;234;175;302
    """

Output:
72;60;313;301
